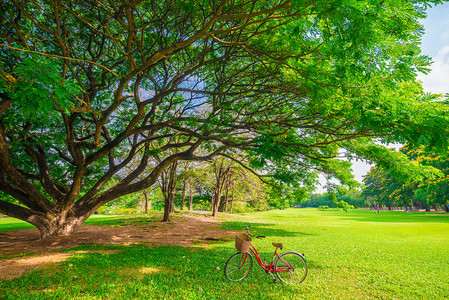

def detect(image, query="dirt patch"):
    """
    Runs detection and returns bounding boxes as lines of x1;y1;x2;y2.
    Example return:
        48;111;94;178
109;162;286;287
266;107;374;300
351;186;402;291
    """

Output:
0;213;240;280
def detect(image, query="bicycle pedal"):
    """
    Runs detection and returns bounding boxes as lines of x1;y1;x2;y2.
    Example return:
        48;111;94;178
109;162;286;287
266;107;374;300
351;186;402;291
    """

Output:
273;279;277;283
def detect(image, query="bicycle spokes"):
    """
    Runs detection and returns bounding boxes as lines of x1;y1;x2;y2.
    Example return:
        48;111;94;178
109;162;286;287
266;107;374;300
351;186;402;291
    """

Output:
274;252;308;284
224;252;254;281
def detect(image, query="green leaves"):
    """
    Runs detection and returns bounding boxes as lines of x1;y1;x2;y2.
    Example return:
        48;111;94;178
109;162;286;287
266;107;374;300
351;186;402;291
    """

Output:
1;53;82;120
357;143;442;182
362;144;449;208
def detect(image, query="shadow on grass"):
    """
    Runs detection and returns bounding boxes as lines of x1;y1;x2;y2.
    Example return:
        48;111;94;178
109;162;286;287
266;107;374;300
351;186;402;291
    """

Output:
0;244;306;300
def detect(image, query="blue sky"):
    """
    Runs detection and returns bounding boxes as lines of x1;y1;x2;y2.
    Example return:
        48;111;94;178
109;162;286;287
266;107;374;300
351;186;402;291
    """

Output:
316;2;449;193
419;2;449;94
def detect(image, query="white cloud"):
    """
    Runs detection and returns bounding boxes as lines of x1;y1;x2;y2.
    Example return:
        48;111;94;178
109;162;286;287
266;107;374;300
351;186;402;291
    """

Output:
419;45;449;94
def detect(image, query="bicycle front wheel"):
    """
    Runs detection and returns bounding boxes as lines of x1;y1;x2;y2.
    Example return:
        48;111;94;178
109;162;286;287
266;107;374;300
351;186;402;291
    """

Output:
274;251;308;284
224;252;253;281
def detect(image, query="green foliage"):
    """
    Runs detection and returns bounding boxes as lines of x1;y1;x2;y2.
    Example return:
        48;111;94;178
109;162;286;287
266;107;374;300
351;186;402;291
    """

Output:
334;200;355;212
335;189;366;208
0;54;82;120
362;144;449;209
301;190;365;209
300;193;335;208
318;205;329;211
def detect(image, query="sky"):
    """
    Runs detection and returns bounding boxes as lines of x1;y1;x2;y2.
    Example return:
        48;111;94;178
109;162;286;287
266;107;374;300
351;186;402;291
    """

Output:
315;2;449;193
419;2;449;94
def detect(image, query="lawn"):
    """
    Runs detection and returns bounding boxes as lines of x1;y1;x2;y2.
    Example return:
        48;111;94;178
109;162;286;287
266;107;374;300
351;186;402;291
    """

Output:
1;208;448;299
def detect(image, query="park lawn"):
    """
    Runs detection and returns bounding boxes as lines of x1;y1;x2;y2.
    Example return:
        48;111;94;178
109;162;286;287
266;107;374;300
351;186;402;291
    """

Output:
0;217;35;232
1;208;448;299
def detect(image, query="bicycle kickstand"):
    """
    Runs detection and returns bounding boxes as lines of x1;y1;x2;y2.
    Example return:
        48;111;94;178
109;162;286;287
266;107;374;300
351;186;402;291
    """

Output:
268;271;277;283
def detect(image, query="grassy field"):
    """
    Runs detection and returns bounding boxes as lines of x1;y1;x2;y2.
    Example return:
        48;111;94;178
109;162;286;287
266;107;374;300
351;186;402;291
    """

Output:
1;208;449;299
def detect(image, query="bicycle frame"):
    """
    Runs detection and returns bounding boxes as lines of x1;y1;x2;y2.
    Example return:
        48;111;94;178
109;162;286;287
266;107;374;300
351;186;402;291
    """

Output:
225;226;308;284
239;244;292;273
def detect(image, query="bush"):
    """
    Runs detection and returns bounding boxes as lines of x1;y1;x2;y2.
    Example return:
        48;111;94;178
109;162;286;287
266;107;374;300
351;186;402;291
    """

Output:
335;201;355;213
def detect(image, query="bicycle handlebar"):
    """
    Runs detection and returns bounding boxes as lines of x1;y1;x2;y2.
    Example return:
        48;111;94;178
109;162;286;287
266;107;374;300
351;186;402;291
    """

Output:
246;225;265;239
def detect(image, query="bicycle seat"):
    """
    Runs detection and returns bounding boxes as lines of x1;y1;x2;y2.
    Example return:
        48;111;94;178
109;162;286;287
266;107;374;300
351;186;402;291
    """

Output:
272;242;283;249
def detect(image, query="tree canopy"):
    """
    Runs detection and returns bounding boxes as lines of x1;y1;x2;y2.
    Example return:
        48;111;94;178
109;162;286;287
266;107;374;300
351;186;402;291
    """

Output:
363;144;449;211
1;0;448;238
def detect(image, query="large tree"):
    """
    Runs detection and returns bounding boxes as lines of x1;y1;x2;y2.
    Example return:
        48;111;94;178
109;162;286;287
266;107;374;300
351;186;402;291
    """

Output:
1;0;448;238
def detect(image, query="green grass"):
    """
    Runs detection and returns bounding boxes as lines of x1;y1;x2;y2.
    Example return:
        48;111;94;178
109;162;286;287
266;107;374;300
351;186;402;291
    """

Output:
0;217;35;231
1;209;449;299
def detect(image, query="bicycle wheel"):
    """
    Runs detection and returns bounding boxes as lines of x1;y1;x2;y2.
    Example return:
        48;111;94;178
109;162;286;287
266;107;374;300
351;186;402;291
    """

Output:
224;252;253;281
274;251;308;284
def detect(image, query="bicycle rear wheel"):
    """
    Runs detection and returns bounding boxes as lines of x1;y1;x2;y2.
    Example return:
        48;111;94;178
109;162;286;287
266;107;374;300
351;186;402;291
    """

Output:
274;251;307;284
224;252;253;281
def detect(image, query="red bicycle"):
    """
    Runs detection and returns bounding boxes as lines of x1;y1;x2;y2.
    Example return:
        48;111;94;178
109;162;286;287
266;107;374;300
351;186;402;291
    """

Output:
224;226;308;284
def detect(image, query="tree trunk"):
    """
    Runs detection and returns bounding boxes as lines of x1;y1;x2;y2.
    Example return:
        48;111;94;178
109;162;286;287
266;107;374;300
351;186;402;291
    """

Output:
224;180;229;213
163;194;174;222
36;217;85;239
211;159;233;217
188;183;193;211
425;204;430;212
25;209;92;239
230;193;234;214
211;187;221;217
160;161;178;222
143;189;149;214
163;189;176;222
181;179;187;211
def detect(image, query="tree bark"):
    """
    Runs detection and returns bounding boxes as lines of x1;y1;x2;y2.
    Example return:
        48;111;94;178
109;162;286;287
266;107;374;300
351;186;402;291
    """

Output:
33;214;88;239
161;161;178;222
224;179;229;213
181;178;187;211
188;181;193;211
211;187;221;217
143;189;149;214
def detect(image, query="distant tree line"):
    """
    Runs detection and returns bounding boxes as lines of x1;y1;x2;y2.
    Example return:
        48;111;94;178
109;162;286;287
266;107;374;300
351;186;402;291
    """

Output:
299;190;365;209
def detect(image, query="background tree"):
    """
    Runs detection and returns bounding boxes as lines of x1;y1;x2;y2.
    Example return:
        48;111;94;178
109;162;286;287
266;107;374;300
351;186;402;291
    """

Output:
182;163;208;211
1;0;448;238
362;144;449;211
158;160;179;222
178;162;193;211
300;189;364;210
210;157;233;216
